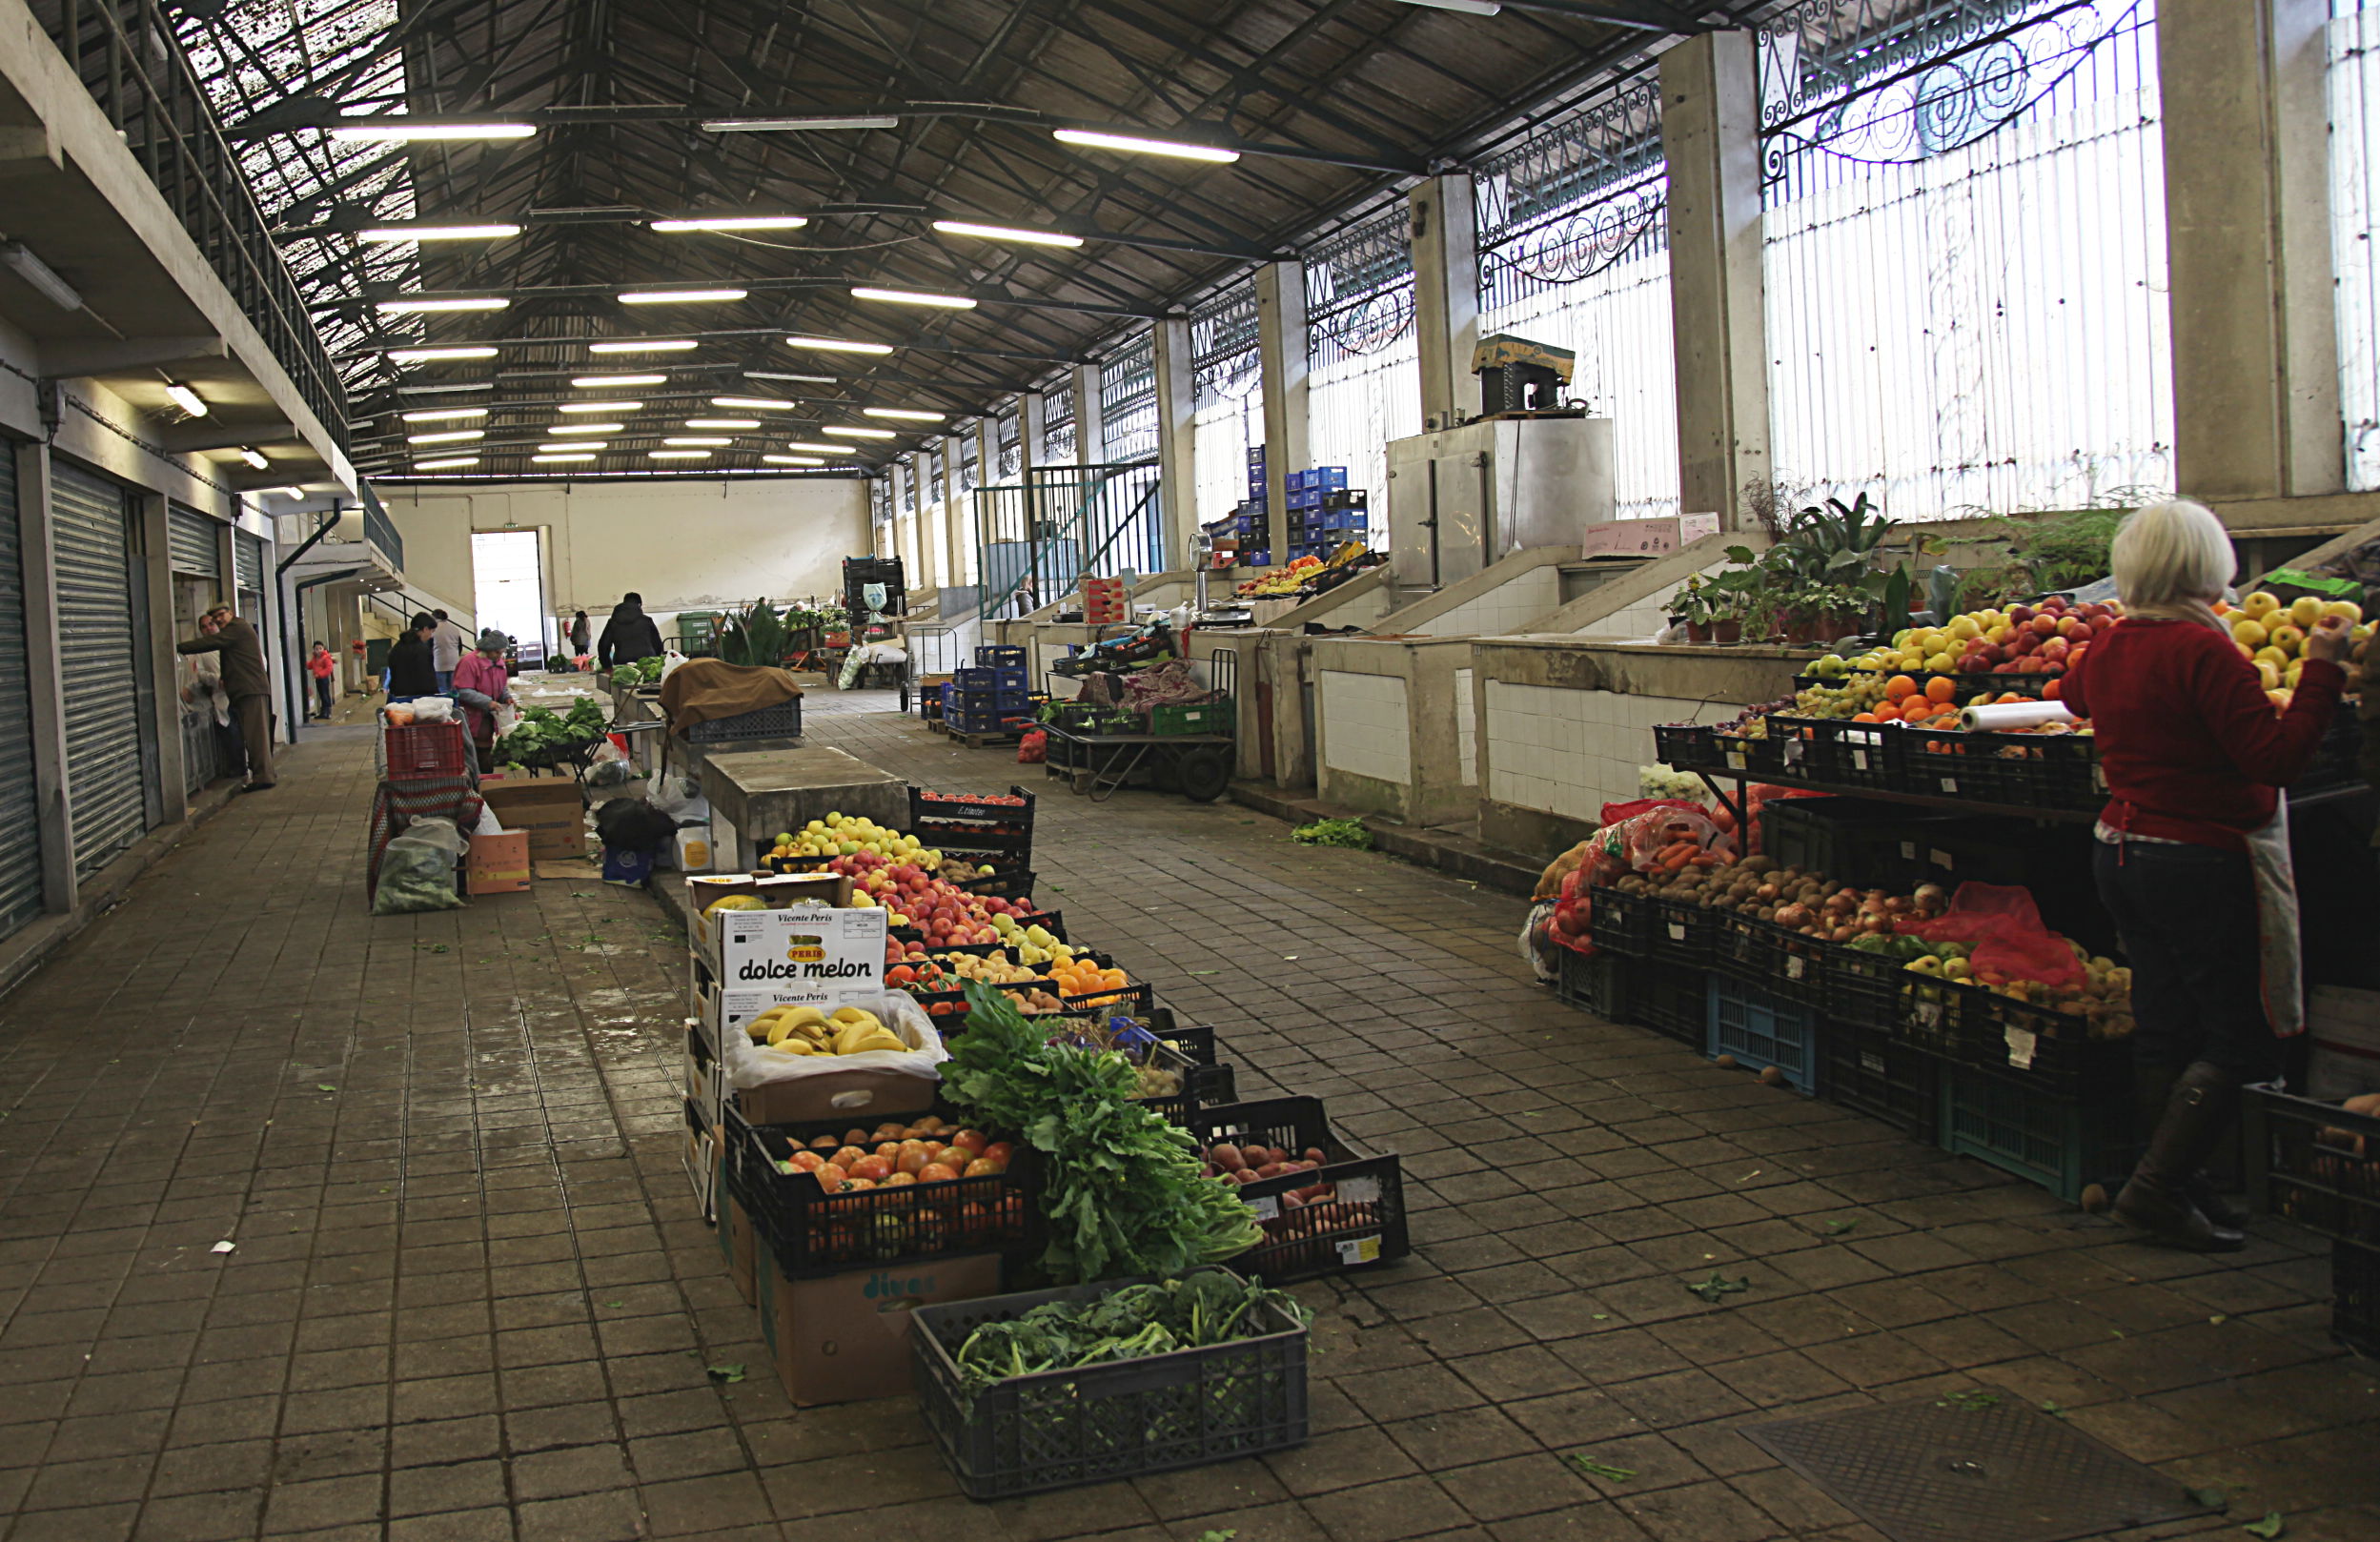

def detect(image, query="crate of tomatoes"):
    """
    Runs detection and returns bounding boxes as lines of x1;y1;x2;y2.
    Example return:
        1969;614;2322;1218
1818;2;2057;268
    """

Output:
1188;1097;1408;1282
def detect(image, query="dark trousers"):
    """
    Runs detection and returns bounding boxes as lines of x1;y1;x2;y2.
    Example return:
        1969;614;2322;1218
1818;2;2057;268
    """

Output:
2092;839;2272;1080
233;694;275;787
313;676;334;718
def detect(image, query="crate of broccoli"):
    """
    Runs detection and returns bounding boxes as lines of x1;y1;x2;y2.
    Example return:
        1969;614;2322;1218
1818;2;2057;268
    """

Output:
910;1268;1310;1497
497;699;611;769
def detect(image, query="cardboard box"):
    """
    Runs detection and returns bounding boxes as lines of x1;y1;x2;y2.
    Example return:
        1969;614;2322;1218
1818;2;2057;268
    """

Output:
681;1099;717;1221
685;872;852;931
1577;513;1722;558
2308;984;2380;1100
465;831;532;895
684;1020;722;1126
705;903;885;1000
754;1252;1003;1407
481;781;586;859
719;1187;758;1309
674;824;718;874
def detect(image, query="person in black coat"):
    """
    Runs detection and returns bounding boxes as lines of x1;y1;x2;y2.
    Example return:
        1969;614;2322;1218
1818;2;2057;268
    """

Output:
385;614;439;698
598;592;666;670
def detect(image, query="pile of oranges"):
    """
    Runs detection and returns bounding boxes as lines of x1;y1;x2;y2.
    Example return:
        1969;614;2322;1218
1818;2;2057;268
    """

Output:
1048;958;1132;1004
1853;675;1958;725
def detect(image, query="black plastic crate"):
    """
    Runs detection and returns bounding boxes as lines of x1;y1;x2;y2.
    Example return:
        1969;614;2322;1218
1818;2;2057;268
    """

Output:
2334;1240;2380;1358
1938;1060;2137;1204
1145;1007;1223;1066
952;689;1030;715
684;697;803;743
1187;1096;1409;1282
2300;712;2366;794
1821;943;1911;1033
1710;727;1787;778
1629;963;1709;1047
947;708;1035;737
1645;893;1711;968
723;1104;1037;1278
975;644;1027;668
1899;726;2101;811
1770;716;1897;790
1821;1014;1938;1139
1760;796;1959;893
1706;974;1821;1095
909;1269;1310;1498
1585;886;1650;959
2244;1083;2380;1248
1553;946;1628;1018
950;866;1036;901
955;665;1028;693
909;784;1038;826
1713;914;1829;1010
1903;980;2133;1099
1653;722;1717;768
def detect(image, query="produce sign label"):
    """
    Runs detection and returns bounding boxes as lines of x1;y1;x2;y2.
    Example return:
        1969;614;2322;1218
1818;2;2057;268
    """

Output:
712;907;885;1007
1336;1235;1383;1265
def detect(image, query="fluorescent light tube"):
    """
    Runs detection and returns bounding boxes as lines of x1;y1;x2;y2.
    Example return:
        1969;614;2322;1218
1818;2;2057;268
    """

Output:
783;440;847;454
406;429;485;444
389;346;499;362
546;421;624;434
650;215;809;232
745;371;837;383
824;425;896;438
663;436;732;446
359;223;520;242
411;456;480;469
395;382;495;395
376;295;509;314
1392;0;1502;11
684;419;761;430
539;442;607;453
532;454;596;463
648;449;712;458
238;448;270;469
328;121;536;141
931;219;1083;248
783;335;891;355
1052;128;1239;163
619;288;746;304
763;455;824;466
571;374;667;388
863;407;946;421
702;115;898;132
590;338;696;353
164;382;208;416
851;286;975;310
710;396;796;411
275;486;308;498
0;243;83;310
559;400;640;413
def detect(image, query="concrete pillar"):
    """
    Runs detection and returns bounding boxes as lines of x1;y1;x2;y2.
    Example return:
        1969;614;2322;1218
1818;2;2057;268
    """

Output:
944;432;970;589
132;493;186;819
1152;316;1197;571
1071;363;1105;466
2161;0;2342;500
1255;260;1311;564
12;443;73;913
1661;30;1770;531
970;417;997;585
1412;173;1481;433
1018;392;1043;478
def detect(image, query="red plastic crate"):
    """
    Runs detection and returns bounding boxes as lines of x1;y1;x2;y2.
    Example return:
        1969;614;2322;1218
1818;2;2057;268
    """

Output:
382;720;469;779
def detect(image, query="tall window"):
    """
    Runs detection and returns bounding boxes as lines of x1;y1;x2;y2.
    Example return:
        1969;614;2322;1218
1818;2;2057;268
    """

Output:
1307;206;1421;499
1044;379;1078;464
1101;335;1160;461
996;410;1023;480
958;434;980;497
2332;0;2380;487
1191;283;1263;526
899;456;917;516
1476;83;1679;519
1761;0;2172;518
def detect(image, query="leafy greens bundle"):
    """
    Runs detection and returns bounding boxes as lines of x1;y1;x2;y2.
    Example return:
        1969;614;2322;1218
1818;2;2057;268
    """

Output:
942;982;1261;1284
952;1271;1307;1392
497;698;609;760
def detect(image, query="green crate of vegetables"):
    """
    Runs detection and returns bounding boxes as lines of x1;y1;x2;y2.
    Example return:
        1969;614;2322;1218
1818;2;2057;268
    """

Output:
910;1268;1309;1498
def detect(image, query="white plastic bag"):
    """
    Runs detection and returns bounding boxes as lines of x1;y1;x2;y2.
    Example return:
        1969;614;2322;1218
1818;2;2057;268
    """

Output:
722;991;947;1093
408;696;456;722
473;803;503;837
657;649;692;682
491;703;521;740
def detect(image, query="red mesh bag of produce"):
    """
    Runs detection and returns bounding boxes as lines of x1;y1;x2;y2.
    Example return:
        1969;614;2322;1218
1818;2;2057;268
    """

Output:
1016;730;1047;764
1894;881;2084;989
1548;866;1595;955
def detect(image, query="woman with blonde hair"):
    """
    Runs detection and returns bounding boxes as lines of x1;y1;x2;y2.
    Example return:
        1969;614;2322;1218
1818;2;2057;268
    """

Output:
2064;499;2351;1249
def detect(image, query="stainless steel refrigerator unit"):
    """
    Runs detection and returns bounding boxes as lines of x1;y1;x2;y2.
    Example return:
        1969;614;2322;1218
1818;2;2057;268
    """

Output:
1382;416;1615;590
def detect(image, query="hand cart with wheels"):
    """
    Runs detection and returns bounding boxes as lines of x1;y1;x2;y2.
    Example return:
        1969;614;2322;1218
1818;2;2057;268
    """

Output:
1041;723;1234;803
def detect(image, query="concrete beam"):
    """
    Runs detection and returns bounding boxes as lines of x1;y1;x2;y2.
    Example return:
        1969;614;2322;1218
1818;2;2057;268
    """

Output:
0;122;60;179
1151;316;1196;570
1071;362;1104;466
1412;174;1481;433
2160;0;2342;500
1255;260;1311;563
37;337;226;376
159;420;295;454
1661;31;1770;531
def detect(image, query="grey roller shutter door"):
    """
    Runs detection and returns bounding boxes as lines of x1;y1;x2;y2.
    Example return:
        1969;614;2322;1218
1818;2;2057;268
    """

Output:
49;462;150;878
0;448;41;937
234;529;262;595
168;505;220;578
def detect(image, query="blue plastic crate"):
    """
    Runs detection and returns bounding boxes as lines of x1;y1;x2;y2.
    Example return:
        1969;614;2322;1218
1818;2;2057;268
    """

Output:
1246;445;1267;466
975;644;1026;668
1705;976;1820;1095
1288;467;1348;492
952;689;1029;714
946;708;1032;736
1311;509;1368;531
1938;1062;2136;1204
1242;549;1271;567
1286;489;1322;511
955;665;1027;692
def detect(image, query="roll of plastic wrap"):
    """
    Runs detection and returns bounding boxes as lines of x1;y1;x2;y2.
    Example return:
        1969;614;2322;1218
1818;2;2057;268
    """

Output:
1958;700;2077;733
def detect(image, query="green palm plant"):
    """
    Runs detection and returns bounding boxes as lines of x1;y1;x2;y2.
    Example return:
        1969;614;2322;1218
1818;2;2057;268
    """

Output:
715;599;792;666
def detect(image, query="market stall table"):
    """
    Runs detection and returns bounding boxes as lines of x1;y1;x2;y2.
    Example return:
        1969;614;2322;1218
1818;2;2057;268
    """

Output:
695;745;907;870
1041;723;1233;803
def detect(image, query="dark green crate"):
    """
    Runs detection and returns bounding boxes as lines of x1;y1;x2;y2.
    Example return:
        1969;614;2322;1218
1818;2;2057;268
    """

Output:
1149;698;1233;736
1938;1061;2137;1204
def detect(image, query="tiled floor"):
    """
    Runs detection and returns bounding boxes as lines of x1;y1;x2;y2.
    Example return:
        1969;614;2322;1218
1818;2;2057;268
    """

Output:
0;690;2373;1542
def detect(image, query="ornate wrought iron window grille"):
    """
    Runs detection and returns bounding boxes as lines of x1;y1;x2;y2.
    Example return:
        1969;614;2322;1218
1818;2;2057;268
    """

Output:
1100;333;1160;461
1191;283;1262;408
1475;82;1667;311
1305;206;1415;369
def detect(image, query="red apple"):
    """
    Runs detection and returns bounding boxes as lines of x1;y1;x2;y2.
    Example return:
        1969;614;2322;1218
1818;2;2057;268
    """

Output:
2028;616;2059;638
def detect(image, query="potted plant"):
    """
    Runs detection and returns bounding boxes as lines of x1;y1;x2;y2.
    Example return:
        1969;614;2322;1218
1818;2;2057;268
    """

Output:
1668;576;1716;642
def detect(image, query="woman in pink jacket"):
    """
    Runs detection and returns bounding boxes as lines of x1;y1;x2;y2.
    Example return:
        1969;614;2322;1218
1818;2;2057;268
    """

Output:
452;629;514;751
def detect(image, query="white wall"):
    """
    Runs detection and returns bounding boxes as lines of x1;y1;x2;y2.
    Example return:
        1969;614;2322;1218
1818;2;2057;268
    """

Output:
1483;682;1711;823
1318;669;1413;786
1407;565;1562;638
378;478;870;642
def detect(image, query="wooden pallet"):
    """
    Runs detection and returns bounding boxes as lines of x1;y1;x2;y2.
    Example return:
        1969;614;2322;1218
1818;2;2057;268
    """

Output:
946;728;1025;750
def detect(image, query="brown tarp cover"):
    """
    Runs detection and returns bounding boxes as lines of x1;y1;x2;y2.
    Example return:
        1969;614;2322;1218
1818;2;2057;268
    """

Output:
659;659;804;734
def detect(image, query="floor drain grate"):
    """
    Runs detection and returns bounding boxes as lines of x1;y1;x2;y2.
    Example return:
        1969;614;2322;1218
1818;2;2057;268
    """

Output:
1741;1387;2212;1542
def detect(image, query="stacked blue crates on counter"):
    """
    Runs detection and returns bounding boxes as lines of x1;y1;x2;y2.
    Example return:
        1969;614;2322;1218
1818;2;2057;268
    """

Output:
945;644;1032;736
1285;467;1367;563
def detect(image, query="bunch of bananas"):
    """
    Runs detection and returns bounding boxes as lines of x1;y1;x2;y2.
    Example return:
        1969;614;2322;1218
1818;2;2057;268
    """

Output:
746;1004;907;1056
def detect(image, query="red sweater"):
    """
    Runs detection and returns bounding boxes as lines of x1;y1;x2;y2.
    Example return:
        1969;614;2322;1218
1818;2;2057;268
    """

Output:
2063;617;2344;852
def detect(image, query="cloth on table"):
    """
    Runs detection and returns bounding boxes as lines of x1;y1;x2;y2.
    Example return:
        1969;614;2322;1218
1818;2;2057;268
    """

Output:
658;658;803;734
1118;659;1216;712
368;778;486;903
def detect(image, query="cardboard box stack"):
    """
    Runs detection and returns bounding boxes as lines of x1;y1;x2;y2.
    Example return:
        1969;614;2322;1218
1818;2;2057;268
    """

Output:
1083;575;1128;624
681;874;1007;1405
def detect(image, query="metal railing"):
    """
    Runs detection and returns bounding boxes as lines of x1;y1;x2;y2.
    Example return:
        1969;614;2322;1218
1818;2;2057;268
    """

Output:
30;0;351;453
971;462;1163;622
358;484;403;571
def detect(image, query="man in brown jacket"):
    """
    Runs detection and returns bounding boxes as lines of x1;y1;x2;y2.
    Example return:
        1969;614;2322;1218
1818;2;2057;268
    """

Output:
177;603;275;791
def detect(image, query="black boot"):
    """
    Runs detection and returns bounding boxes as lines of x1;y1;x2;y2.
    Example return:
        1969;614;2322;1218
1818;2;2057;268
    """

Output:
2113;1061;2248;1251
